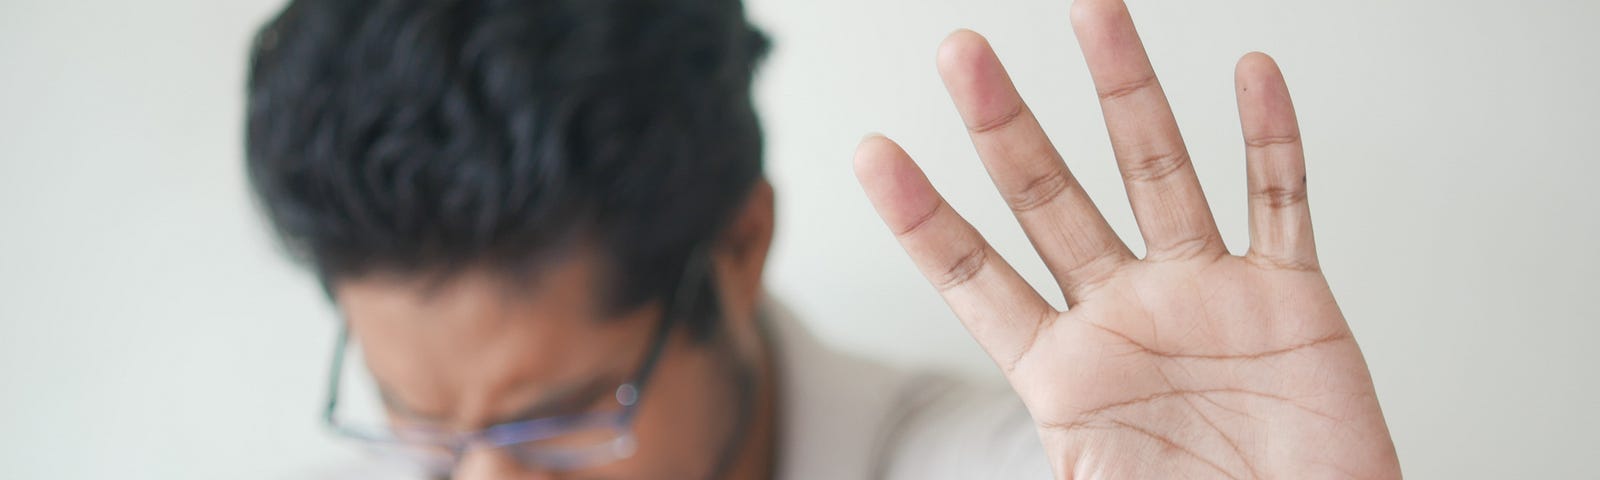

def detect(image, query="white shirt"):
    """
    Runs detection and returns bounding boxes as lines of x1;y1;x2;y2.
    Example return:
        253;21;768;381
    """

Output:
305;301;1052;479
763;301;1050;479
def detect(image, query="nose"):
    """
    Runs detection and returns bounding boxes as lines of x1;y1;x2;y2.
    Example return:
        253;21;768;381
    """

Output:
452;449;557;480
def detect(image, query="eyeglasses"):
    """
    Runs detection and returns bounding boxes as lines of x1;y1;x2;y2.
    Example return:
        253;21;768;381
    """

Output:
320;246;711;475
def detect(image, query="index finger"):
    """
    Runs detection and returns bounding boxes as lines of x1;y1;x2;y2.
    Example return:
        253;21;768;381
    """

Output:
936;30;1133;304
854;134;1057;371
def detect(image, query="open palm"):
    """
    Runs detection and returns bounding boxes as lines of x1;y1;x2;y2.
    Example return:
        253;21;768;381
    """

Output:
853;0;1400;478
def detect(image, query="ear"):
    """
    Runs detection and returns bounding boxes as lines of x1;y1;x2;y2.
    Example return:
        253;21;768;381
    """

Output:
710;179;775;329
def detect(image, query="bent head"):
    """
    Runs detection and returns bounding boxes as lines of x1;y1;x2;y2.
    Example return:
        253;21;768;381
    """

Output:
244;0;773;477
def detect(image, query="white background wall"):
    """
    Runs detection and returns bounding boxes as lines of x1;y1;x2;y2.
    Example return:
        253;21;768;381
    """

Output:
2;0;1596;477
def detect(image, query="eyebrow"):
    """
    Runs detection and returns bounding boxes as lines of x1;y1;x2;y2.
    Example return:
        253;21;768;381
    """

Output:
490;376;618;425
377;376;620;427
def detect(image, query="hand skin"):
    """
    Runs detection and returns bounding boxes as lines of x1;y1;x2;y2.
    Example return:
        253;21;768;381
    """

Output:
852;0;1402;478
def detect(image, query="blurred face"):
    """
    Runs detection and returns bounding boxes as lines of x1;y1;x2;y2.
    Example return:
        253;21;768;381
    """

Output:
332;184;777;480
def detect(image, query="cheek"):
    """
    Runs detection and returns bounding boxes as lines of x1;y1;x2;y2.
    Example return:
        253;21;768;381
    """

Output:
610;343;742;478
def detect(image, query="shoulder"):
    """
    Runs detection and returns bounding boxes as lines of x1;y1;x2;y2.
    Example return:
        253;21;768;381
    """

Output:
873;374;1054;480
764;299;1050;479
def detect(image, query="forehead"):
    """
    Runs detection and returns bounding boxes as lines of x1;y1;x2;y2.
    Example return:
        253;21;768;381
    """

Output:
333;251;655;424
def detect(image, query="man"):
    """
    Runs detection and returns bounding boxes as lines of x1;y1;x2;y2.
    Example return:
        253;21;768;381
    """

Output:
246;0;1400;478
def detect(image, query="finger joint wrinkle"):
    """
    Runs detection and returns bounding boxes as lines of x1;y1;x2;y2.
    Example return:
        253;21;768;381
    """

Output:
934;245;990;292
1243;252;1320;273
1062;244;1128;296
1249;186;1307;209
967;102;1028;135
1096;74;1160;102
893;200;947;238
1121;150;1191;183
1007;168;1077;213
1245;134;1300;148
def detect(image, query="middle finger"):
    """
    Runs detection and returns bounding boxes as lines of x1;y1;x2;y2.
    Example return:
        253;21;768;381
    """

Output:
1072;0;1226;260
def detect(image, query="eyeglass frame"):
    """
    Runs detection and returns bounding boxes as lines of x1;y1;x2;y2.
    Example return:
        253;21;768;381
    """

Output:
319;244;712;472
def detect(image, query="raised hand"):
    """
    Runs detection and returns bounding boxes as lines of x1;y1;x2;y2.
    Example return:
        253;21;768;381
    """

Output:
852;0;1401;478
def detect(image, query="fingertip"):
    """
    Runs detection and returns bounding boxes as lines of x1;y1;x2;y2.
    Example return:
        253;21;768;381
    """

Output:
1234;52;1290;103
1239;51;1276;65
859;131;887;145
1235;51;1282;83
936;29;992;77
851;134;941;225
1070;0;1130;33
852;133;904;182
943;28;985;44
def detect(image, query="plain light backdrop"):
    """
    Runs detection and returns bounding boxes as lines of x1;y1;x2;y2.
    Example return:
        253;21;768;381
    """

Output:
2;0;1596;477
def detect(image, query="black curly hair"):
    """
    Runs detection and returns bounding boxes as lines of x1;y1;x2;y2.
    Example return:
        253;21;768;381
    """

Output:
244;0;770;333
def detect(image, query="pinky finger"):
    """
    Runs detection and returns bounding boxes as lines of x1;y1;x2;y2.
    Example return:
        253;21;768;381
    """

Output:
1236;53;1319;270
